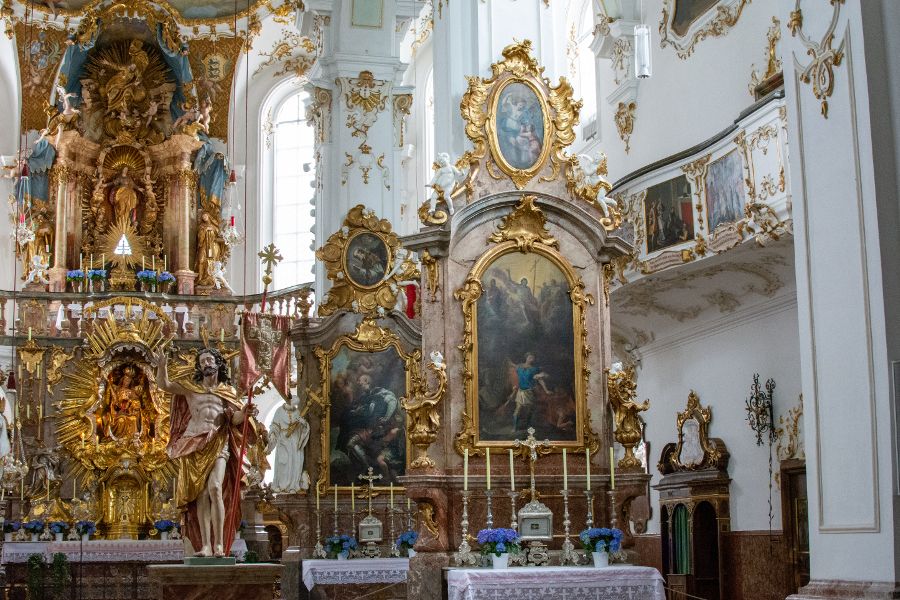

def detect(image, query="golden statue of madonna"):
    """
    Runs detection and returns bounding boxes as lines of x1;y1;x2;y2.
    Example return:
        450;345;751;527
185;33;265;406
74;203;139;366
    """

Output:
105;166;140;224
100;364;154;442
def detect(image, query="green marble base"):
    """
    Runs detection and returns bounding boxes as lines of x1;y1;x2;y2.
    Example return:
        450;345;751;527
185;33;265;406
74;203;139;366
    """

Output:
183;556;237;566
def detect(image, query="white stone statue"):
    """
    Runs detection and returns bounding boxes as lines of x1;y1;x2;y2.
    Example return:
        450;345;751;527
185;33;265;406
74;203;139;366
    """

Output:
266;398;311;494
25;253;50;286
211;261;233;292
56;85;80;117
576;153;617;217
429;350;446;369
426;152;467;216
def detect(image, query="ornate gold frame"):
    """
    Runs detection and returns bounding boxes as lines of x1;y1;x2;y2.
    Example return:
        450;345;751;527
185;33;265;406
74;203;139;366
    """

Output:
460;40;581;191
659;0;751;60
313;318;420;493
666;390;723;472
454;196;598;455
316;205;418;316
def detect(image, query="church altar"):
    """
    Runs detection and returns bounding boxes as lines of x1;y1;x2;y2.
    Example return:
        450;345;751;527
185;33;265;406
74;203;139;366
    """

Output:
1;538;247;564
444;566;665;600
301;558;410;591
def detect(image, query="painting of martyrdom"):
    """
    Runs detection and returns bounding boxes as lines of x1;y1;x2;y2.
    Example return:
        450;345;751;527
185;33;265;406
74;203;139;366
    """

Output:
476;252;577;442
328;347;407;487
98;363;156;443
345;232;390;288
705;150;745;232
644;175;694;253
494;81;545;170
671;0;719;37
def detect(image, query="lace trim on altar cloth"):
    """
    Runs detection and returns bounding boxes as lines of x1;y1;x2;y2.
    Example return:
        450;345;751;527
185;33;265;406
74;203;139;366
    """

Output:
302;558;410;590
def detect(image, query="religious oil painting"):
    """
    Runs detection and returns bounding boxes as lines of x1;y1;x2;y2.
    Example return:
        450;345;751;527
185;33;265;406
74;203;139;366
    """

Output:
344;232;390;288
671;0;719;37
644;175;695;253
475;251;577;443
493;81;546;171
327;346;407;488
705;150;745;232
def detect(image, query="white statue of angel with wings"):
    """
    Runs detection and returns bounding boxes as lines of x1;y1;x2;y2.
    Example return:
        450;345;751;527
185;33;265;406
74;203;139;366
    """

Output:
426;153;468;217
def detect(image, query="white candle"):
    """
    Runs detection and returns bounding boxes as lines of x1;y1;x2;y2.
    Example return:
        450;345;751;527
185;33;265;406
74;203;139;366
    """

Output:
28;327;32;341
610;447;615;490
485;448;491;490
351;483;355;511
585;447;591;491
562;448;568;491
390;483;394;508
508;449;515;492
463;449;468;491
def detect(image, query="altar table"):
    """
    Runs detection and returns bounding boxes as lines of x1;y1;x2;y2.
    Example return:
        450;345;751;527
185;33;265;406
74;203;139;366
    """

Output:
302;557;410;590
1;538;249;564
445;565;665;600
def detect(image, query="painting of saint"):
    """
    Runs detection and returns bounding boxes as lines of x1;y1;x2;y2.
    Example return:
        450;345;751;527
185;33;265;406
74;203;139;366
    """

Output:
494;81;545;170
671;0;719;37
705;150;745;232
328;347;407;487
644;175;694;253
476;252;577;442
345;232;390;288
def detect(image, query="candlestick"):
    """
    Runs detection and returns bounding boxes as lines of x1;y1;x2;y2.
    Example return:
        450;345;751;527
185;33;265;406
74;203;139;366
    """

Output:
485;448;491;490
454;490;478;566
607;489;619;530
563;448;568;491
610;447;615;490
316;486;320;512
390;483;394;508
46;477;50;499
508;490;518;531
20;477;23;501
333;489;340;537
484;489;494;529
585;447;591;490
508;449;515;492
463;449;468;491
334;485;338;512
584;489;594;529
559;489;579;565
313;485;326;558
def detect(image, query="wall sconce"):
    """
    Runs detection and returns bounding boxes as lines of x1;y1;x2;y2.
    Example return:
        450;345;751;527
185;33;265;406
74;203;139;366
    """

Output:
745;373;776;446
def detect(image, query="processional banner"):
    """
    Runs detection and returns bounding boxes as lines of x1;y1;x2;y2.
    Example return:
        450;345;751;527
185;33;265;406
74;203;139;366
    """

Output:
240;312;292;399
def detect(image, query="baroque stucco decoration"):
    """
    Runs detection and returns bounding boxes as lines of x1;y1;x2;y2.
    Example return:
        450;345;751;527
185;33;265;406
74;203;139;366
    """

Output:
659;0;752;60
788;0;845;119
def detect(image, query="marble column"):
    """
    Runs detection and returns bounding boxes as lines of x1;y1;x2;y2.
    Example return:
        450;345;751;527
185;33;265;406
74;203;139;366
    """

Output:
302;0;418;294
781;0;900;596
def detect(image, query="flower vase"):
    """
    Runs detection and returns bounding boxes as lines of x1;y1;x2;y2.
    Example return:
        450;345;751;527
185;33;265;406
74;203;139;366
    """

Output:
161;531;170;541
77;282;83;294
235;531;241;540
54;533;63;542
337;553;348;561
88;279;94;294
30;534;38;542
81;534;90;542
4;533;11;542
592;551;609;568
491;553;509;569
407;548;417;559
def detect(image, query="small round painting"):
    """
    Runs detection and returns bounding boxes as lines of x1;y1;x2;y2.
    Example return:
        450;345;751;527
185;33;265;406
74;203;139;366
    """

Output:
345;232;390;288
494;81;546;171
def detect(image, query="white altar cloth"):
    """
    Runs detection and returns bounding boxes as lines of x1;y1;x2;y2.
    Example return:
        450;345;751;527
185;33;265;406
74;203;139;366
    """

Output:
302;558;409;590
446;565;665;600
1;538;248;564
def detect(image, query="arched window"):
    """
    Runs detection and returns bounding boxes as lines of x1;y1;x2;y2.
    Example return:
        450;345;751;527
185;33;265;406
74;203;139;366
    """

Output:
422;68;435;185
566;0;598;142
271;90;316;289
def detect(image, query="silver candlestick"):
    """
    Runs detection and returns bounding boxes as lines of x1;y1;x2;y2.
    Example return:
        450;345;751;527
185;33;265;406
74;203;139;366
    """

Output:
313;505;327;558
332;505;339;537
508;490;518;530
454;490;478;566
484;489;494;529
388;505;400;557
584;489;594;529
559;489;579;565
607;489;619;530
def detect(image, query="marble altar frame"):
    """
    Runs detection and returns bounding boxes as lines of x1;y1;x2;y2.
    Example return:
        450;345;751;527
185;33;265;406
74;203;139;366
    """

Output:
453;196;593;454
313;318;420;493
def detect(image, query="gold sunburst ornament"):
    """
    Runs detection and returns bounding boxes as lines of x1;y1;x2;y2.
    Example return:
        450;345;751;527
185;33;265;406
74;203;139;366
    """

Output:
101;218;149;291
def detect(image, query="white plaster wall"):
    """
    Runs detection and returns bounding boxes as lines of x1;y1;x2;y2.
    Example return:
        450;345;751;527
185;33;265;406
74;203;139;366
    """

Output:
636;295;801;534
0;33;21;293
588;0;782;180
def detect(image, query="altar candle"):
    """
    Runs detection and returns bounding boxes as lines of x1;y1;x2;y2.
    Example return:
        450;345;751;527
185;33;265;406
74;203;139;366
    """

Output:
609;447;615;490
463;449;468;491
508;449;515;492
562;448;568;491
390;483;394;508
28;327;32;341
152;256;156;271
220;328;225;343
585;447;591;490
407;497;411;511
46;477;49;498
101;254;105;267
164;255;167;272
20;477;23;501
90;254;93;269
142;256;145;270
485;448;491;490
350;483;355;511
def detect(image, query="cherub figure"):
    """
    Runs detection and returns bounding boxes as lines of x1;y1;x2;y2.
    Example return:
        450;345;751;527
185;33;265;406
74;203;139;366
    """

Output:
426;152;467;217
197;98;212;133
575;152;617;217
25;253;50;286
429;351;445;369
173;104;200;131
211;260;233;292
143;100;159;127
56;85;80;117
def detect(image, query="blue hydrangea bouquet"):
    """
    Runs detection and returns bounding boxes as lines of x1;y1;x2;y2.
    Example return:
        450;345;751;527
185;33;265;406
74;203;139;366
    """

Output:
579;527;623;554
396;530;418;556
75;520;96;538
325;534;358;559
476;528;521;557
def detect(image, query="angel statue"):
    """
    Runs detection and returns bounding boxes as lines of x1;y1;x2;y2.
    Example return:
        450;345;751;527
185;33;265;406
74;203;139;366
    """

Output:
211;261;233;293
575;152;617;218
25;252;50;286
425;153;468;217
429;351;445;370
55;85;80;116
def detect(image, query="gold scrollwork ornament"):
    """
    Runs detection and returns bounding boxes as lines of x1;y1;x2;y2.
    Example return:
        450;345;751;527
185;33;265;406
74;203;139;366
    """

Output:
606;366;649;472
400;351;448;470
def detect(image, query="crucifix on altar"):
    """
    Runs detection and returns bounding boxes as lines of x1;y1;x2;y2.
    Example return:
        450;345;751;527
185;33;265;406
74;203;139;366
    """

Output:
512;427;554;566
357;467;384;557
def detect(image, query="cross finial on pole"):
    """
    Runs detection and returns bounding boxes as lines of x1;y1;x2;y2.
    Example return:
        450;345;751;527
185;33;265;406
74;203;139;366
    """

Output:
514;427;552;501
258;243;283;293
